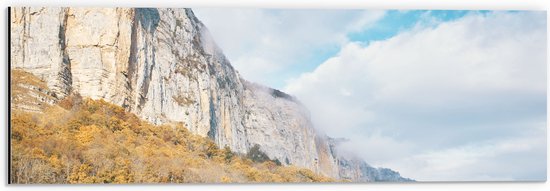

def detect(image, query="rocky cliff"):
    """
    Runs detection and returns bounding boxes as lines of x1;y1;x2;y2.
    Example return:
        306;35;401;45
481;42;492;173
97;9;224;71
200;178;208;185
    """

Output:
10;7;411;182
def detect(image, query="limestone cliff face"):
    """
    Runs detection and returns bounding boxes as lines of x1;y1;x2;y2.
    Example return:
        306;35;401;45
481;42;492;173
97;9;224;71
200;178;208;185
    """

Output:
10;7;410;182
241;81;330;173
11;7;250;154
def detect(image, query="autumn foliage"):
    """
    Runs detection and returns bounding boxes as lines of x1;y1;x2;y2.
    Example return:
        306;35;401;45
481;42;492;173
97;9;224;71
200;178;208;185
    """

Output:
10;95;333;184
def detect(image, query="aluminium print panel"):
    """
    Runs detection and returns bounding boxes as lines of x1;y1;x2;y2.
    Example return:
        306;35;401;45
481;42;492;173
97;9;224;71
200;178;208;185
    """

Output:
8;7;546;183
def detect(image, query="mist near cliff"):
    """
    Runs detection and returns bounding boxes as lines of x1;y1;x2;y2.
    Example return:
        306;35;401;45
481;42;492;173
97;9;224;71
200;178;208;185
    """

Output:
196;9;547;181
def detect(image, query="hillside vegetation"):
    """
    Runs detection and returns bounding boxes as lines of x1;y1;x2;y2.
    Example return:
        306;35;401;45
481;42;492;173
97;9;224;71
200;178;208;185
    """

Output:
10;93;334;183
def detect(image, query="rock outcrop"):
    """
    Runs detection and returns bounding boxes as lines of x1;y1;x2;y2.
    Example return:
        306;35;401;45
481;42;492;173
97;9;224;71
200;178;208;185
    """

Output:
338;158;413;182
10;7;411;182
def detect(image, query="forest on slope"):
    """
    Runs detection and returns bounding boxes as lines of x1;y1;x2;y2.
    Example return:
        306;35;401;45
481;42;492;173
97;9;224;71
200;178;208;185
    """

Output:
10;70;334;184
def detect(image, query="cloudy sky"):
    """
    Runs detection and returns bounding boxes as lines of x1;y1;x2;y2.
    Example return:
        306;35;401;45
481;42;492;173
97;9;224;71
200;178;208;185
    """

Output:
193;9;547;181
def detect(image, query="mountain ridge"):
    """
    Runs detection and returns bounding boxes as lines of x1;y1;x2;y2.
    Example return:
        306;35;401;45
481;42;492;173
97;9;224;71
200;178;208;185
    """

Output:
10;7;412;182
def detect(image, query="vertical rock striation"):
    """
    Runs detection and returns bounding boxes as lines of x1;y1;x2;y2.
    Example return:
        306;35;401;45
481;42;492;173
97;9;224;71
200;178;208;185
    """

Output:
10;7;411;182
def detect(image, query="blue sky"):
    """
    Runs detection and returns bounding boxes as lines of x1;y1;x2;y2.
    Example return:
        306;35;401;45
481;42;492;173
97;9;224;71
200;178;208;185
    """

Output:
195;9;486;89
194;9;547;181
348;10;471;42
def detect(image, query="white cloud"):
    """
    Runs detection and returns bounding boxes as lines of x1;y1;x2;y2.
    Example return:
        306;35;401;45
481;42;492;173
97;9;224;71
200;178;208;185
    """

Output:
285;11;546;181
193;9;385;87
338;131;416;165
390;132;547;181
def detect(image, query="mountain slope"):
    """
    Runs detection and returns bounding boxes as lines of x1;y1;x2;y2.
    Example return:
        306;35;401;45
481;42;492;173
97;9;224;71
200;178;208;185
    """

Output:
10;89;334;183
10;7;411;182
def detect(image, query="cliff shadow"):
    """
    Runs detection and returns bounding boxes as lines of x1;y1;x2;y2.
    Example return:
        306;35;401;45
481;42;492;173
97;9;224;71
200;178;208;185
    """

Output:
135;8;160;33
